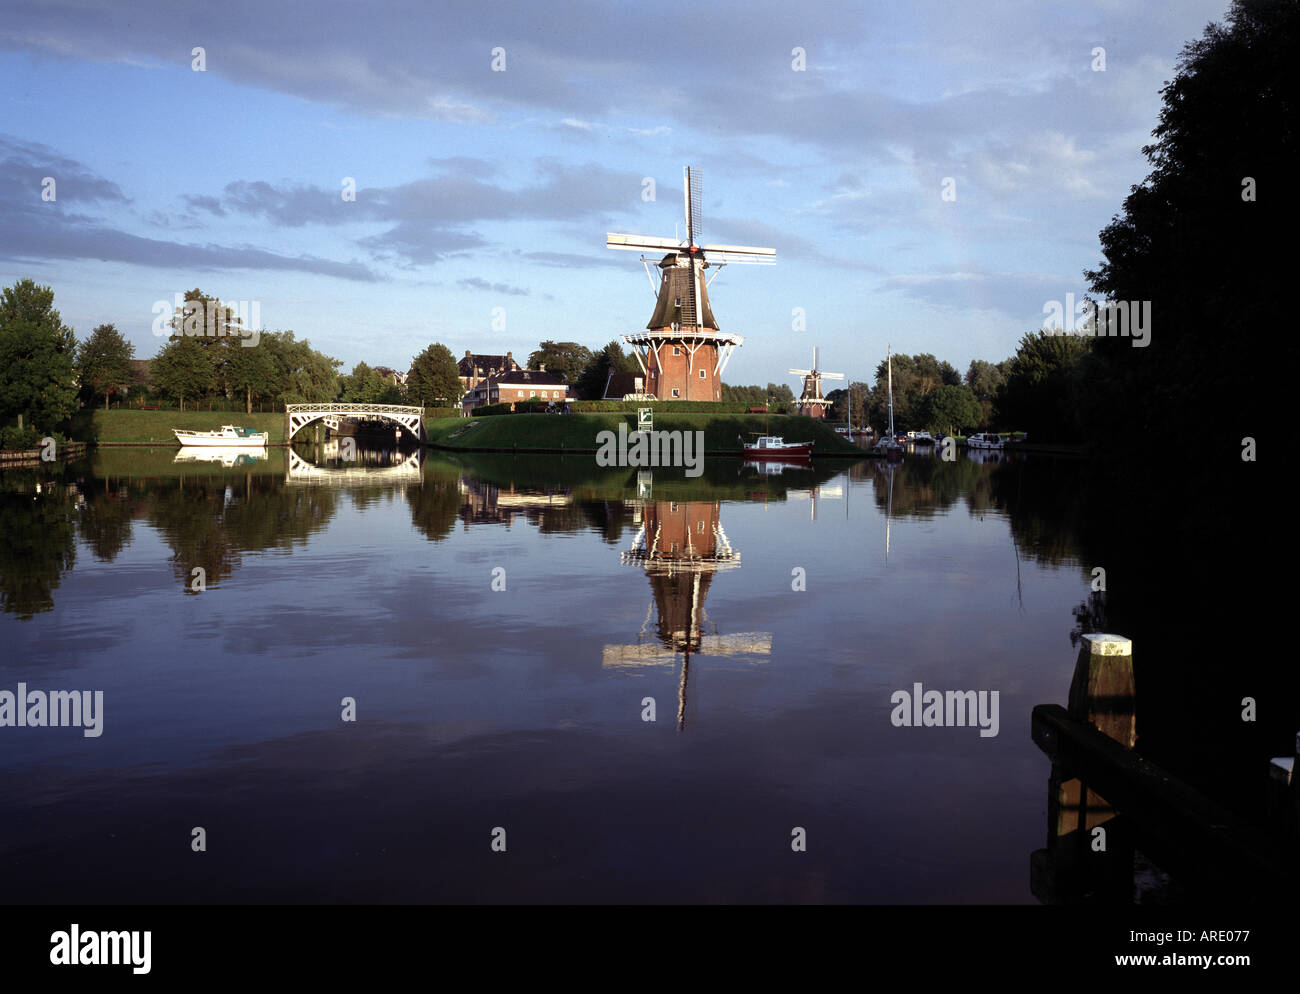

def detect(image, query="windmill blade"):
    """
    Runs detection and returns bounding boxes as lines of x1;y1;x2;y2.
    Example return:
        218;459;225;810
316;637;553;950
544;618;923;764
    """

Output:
700;251;775;266
788;368;813;375
684;166;702;246
700;243;776;265
821;372;846;380
681;255;704;329
608;233;684;253
694;258;705;326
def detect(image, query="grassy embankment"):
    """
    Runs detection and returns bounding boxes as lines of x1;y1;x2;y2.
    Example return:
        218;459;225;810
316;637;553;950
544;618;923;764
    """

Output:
92;410;288;445
424;412;863;456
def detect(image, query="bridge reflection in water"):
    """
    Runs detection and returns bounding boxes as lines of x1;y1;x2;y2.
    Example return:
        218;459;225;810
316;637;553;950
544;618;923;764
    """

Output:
286;443;424;484
605;498;772;729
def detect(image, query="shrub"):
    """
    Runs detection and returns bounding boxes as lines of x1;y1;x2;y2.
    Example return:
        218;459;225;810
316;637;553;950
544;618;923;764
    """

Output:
471;403;514;417
1;425;40;450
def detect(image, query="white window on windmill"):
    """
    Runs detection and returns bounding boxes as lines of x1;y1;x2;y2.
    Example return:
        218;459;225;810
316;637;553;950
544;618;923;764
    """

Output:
699;369;706;378
671;388;681;398
673;346;682;356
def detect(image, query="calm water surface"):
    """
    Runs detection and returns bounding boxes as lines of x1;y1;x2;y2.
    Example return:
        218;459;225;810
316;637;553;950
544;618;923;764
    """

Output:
1;444;1099;903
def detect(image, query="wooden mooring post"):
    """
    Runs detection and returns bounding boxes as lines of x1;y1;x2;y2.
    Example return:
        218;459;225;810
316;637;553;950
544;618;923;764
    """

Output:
1031;634;1296;902
1031;634;1137;904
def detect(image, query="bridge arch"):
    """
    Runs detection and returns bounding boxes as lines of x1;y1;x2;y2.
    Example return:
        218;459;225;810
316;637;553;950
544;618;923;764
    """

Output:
285;403;425;443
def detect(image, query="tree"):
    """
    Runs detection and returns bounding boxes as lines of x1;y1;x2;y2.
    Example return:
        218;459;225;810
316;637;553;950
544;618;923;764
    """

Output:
406;343;462;408
151;335;216;411
226;339;279;413
1083;0;1298;456
526;341;593;383
269;332;341;405
165;288;244;398
918;384;983;435
575;339;638;399
77;323;135;410
994;330;1092;442
765;382;796;412
829;381;870;425
720;383;765;407
0;279;78;433
965;359;1006;430
340;362;404;404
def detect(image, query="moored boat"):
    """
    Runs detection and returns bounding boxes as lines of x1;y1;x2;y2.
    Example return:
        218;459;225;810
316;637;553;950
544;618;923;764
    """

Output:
967;432;1004;450
741;435;814;460
876;345;904;460
172;424;269;447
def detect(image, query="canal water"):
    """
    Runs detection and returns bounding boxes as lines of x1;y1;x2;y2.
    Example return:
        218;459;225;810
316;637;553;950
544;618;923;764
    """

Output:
0;443;1254;902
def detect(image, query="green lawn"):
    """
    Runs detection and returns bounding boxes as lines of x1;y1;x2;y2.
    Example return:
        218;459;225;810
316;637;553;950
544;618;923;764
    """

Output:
425;412;862;456
92;410;288;444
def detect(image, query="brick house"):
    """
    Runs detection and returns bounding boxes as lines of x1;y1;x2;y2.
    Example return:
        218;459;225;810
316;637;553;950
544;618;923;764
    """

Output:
461;367;571;414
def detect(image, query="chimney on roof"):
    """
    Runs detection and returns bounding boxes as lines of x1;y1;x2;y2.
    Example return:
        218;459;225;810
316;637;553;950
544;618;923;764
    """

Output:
465;349;471;357
538;363;545;372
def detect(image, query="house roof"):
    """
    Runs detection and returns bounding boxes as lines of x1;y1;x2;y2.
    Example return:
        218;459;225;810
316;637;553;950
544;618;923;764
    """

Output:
603;370;644;399
492;368;568;388
459;352;519;377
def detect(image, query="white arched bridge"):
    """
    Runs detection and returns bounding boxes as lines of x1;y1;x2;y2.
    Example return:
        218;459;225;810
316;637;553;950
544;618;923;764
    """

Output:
285;403;425;443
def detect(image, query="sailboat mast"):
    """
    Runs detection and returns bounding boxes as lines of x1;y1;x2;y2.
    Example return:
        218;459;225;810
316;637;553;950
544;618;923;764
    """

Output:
887;345;895;437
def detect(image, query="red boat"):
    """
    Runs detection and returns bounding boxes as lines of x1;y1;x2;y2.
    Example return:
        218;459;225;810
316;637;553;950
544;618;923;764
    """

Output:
740;435;814;460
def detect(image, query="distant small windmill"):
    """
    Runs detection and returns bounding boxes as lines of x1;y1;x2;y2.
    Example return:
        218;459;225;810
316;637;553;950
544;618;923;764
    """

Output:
607;167;776;402
789;347;843;419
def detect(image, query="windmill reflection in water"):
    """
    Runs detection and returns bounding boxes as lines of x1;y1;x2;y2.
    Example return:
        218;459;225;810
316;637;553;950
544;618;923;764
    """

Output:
604;497;772;730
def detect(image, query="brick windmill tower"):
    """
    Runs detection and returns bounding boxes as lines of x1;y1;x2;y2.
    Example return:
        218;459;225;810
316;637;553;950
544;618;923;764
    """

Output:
607;167;775;401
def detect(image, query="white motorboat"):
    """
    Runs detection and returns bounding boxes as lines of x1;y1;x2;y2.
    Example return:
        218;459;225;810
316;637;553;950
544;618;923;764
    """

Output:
967;432;1004;449
172;424;269;447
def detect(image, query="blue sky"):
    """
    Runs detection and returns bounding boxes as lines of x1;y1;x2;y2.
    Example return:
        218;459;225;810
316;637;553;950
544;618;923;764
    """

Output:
0;0;1228;384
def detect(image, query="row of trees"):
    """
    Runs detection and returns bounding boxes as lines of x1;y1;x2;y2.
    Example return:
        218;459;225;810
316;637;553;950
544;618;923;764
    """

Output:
720;382;797;411
0;275;1118;445
819;353;1004;436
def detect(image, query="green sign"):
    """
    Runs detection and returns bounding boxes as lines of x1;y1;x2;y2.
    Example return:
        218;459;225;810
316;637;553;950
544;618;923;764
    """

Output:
637;408;653;432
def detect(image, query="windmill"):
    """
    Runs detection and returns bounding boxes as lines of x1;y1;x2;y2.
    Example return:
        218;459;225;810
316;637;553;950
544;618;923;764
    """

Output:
607;166;776;401
789;347;844;419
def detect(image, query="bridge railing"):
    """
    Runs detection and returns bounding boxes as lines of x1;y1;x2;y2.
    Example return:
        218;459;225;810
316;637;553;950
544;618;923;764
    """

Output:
285;403;424;417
